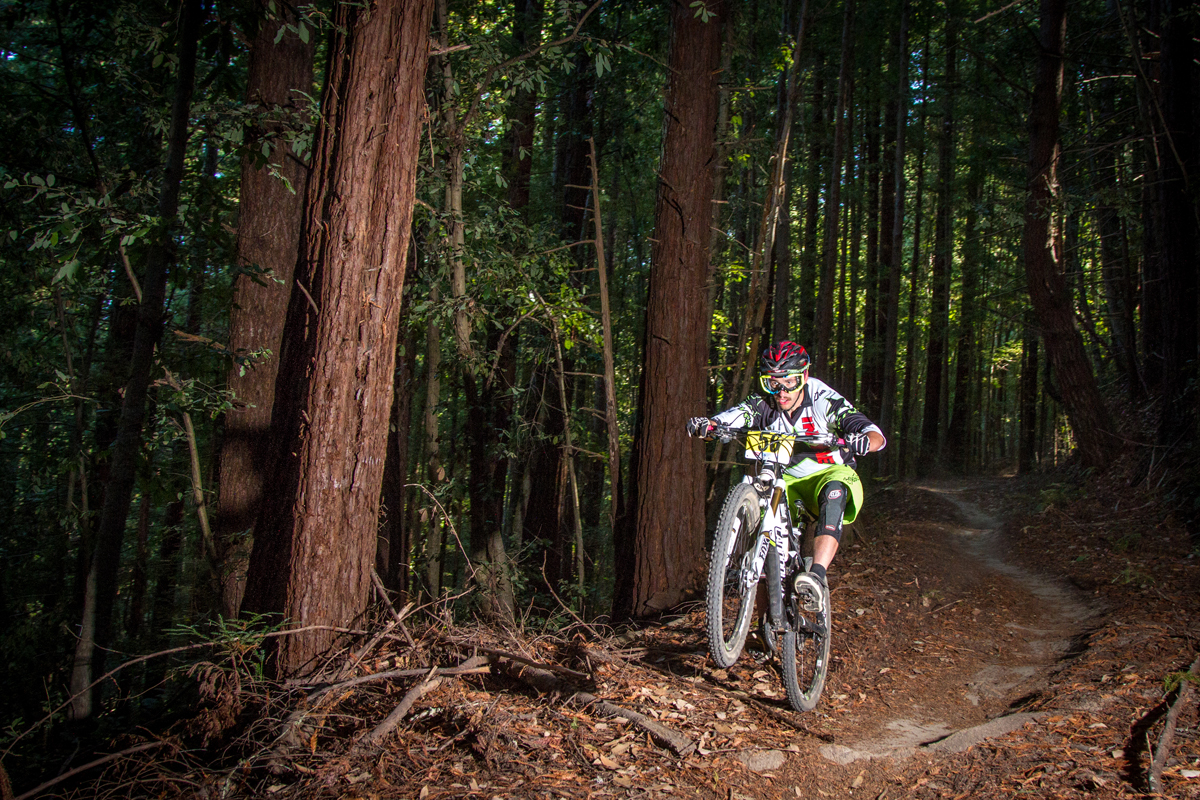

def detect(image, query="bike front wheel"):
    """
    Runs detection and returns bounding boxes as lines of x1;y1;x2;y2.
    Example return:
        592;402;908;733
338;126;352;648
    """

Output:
706;482;761;668
781;575;832;712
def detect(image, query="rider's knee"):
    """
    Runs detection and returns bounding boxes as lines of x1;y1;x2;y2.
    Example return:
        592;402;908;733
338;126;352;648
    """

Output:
817;481;849;543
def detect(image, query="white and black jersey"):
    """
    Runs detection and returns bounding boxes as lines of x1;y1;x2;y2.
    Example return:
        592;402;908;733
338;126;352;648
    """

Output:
711;376;886;479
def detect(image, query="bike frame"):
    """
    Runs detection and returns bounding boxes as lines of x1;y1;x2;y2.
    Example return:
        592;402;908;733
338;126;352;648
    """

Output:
736;465;793;634
717;425;840;636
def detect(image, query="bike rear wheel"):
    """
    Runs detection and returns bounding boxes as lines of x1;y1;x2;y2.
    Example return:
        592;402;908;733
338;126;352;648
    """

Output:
706;482;761;668
781;575;831;712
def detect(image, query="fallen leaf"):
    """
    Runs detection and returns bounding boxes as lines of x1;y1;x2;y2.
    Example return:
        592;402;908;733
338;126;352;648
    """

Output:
851;770;865;788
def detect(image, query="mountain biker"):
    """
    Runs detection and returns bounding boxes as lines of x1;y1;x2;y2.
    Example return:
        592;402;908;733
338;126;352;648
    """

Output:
686;341;885;591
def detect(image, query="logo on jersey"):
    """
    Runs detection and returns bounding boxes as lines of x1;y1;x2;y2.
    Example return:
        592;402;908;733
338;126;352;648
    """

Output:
827;488;843;500
800;411;816;435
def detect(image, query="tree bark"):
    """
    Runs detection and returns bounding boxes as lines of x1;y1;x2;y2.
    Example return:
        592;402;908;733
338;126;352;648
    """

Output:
379;282;417;597
947;147;982;473
897;39;929;476
815;0;855;370
1021;0;1116;469
797;72;825;349
919;17;956;476
241;0;435;676
615;0;723;620
216;0;314;618
1018;310;1040;474
69;0;203;720
1154;0;1198;449
878;0;908;471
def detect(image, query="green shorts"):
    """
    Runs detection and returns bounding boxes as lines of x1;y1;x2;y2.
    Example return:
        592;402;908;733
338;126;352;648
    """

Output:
783;465;864;523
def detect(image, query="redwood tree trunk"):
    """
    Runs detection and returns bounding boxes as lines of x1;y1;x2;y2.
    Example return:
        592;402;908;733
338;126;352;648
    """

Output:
814;0;855;369
241;0;435;675
918;17;956;477
878;0;908;466
1155;0;1198;448
215;0;314;618
614;0;723;620
1021;0;1115;469
69;0;202;720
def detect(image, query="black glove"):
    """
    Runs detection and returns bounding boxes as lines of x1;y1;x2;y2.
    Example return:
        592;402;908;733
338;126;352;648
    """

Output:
687;416;714;439
844;431;871;456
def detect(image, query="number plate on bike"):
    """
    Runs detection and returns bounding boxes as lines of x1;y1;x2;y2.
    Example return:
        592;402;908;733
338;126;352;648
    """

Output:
744;431;794;464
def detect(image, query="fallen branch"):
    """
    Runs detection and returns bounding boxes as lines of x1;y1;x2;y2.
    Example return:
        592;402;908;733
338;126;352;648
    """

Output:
360;654;493;749
370;567;417;648
471;645;592;683
337;617;403;681
312;662;494;704
13;741;169;800
499;660;696;757
1149;654;1200;794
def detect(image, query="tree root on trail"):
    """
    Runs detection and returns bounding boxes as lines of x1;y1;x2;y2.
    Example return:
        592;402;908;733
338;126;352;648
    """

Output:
1148;654;1199;795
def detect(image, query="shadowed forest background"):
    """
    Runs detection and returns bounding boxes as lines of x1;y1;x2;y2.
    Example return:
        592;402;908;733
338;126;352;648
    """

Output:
0;0;1196;790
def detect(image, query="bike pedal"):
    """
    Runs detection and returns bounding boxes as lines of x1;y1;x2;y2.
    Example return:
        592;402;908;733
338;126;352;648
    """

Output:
793;573;827;613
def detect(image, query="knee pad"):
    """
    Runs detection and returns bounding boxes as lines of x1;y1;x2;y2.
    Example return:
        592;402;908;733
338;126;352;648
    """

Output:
817;481;848;543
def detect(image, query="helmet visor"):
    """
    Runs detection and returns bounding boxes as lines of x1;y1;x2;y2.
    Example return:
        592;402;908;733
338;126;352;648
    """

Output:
759;372;805;395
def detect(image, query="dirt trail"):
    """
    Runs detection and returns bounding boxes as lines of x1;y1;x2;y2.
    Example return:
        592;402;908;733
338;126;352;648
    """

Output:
813;481;1100;768
704;476;1122;800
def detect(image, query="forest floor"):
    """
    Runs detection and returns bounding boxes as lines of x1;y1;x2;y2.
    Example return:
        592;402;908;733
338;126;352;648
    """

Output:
14;470;1200;800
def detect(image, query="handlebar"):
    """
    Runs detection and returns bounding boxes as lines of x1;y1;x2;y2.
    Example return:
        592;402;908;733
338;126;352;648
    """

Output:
709;423;843;451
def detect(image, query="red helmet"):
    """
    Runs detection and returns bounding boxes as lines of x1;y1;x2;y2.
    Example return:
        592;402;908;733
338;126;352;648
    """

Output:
760;341;810;376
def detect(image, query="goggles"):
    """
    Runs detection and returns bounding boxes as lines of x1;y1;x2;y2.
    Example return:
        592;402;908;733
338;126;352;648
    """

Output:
759;372;805;395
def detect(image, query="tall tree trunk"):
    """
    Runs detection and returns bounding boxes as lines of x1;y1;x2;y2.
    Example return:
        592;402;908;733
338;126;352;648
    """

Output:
918;17;956;477
798;73;825;349
878;0;908;469
1155;0;1198;449
1021;0;1116;469
432;0;517;621
947;146;982;473
241;0;435;676
1137;0;1167;394
69;0;203;720
1090;116;1140;399
421;283;445;599
614;0;723;620
215;0;314;619
897;39;929;476
861;83;882;415
815;0;855;369
379;281;417;597
1018;310;1040;474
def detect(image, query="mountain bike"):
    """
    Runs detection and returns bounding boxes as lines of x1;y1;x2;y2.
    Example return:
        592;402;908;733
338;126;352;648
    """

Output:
704;423;839;712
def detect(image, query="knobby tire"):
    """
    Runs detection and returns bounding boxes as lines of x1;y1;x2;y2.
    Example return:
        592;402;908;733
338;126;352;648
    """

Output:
705;482;760;668
780;580;832;712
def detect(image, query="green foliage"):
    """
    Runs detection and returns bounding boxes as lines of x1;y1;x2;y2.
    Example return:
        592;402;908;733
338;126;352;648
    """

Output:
1037;482;1087;512
1111;561;1153;587
1163;669;1200;694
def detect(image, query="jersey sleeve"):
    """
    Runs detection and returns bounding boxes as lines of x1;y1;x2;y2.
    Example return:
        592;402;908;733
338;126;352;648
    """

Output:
826;393;887;450
711;395;767;429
